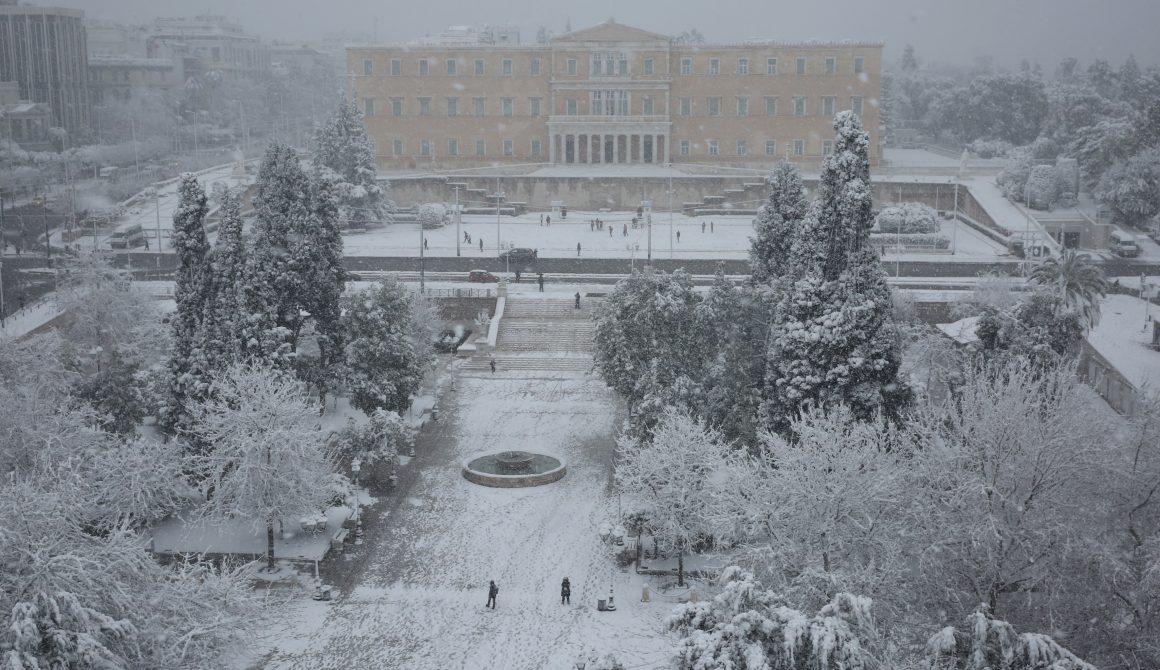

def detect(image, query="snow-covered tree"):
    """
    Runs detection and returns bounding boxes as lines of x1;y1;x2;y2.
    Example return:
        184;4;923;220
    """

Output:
0;475;257;670
165;174;213;435
203;187;246;365
298;170;347;395
924;608;1095;670
874;202;940;234
975;292;1086;364
667;566;880;670
765;113;908;432
312;98;390;228
750;161;808;283
342;278;434;416
1095;145;1160;227
615;408;745;585
333;408;413;472
55;253;162;364
242;143;311;364
908;360;1106;618
186;362;335;571
745;406;912;614
1028;250;1108;328
1025;163;1059;210
71;352;146;435
593;267;708;434
417;202;448;229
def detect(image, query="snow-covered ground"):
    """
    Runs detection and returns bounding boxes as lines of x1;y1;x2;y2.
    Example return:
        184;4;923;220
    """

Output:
245;370;675;670
0;297;62;340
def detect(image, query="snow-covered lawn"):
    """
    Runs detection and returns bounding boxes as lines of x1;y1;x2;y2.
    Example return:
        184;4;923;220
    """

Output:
246;371;675;670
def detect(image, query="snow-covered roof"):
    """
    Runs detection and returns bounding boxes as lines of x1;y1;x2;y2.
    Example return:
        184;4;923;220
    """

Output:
936;316;980;345
1087;294;1160;391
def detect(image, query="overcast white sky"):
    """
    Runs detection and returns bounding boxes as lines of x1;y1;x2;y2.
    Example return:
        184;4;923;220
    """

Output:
67;0;1160;69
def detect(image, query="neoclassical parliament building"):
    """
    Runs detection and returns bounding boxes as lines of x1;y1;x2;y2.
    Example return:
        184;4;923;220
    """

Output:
347;20;882;169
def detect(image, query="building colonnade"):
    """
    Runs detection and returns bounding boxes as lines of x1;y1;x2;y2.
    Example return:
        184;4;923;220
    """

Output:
548;132;669;165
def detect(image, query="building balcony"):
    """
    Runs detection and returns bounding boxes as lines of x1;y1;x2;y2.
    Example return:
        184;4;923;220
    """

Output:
548;114;669;124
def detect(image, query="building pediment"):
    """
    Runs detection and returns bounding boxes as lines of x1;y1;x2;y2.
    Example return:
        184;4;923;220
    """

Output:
553;19;671;44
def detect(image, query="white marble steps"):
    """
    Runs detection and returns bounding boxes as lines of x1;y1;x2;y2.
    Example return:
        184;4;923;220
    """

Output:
460;355;592;372
502;298;598;319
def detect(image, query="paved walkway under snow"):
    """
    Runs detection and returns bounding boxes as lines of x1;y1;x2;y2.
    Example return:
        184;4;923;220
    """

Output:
249;369;674;670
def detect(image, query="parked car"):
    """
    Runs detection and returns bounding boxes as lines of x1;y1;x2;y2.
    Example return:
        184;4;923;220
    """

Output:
1110;229;1141;258
468;269;498;283
108;224;146;249
498;248;537;265
433;328;472;353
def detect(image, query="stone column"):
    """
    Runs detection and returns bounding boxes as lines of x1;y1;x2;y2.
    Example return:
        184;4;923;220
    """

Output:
627;135;635;164
587;134;594;164
653;134;660;163
664;133;671;164
549;133;556;164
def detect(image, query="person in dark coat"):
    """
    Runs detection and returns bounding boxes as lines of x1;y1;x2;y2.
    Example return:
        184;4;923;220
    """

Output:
561;577;571;604
574;292;581;309
576;242;581;256
490;359;496;374
487;580;498;609
480;238;484;252
537;273;544;292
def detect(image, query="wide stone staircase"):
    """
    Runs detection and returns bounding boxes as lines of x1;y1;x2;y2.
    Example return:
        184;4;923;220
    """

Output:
459;297;598;374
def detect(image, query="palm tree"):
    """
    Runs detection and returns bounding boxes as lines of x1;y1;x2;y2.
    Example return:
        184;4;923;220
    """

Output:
1029;249;1109;328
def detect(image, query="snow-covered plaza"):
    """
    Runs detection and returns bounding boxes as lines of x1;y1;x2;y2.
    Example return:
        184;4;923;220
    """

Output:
249;369;673;670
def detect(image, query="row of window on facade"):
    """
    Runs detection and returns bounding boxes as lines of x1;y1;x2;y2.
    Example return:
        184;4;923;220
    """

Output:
363;94;864;119
384;137;832;159
361;54;866;77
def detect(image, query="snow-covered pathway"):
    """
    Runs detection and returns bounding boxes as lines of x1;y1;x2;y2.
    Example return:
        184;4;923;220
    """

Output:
252;371;673;670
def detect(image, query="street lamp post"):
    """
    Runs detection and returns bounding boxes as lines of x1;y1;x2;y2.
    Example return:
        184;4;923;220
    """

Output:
454;185;461;257
667;167;674;259
951;180;959;255
419;217;425;292
154;189;162;278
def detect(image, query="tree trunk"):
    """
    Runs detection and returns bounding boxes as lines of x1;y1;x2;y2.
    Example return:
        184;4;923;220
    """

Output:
678;546;685;587
266;519;276;572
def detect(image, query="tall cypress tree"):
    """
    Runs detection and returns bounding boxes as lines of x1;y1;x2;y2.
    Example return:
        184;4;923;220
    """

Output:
164;174;212;435
749;161;809;284
243;143;311;365
762;113;909;432
313;98;389;228
204;188;246;365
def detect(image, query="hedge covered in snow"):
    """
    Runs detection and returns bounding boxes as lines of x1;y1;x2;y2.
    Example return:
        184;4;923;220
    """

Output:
869;232;951;249
873;202;941;234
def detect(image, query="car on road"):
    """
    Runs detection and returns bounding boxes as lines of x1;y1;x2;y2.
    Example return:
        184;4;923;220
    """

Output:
1110;229;1141;258
498;248;537;265
468;269;499;283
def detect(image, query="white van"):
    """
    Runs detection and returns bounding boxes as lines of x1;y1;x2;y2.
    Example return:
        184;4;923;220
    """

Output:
1110;230;1141;258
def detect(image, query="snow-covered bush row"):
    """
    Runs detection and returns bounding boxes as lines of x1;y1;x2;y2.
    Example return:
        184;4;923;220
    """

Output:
873;202;941;234
966;138;1014;158
868;232;951;249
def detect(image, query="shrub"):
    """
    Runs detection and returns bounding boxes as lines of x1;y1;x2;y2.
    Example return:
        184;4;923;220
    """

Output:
869;232;951;249
1026;164;1059;210
967;138;1014;159
997;150;1034;201
417;202;448;229
874;202;941;234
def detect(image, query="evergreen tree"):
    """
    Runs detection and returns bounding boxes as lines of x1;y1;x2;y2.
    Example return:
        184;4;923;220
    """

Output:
242;143;311;365
764;113;908;431
204;188;246;365
342;278;433;415
164;174;212;435
298;171;347;398
312;98;389;228
749;161;808;283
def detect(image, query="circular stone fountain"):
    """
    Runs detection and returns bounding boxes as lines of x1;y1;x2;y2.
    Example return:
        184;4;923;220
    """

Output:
463;450;567;488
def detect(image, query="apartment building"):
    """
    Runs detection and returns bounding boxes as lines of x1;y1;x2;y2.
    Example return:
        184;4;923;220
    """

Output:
349;19;881;169
0;1;89;133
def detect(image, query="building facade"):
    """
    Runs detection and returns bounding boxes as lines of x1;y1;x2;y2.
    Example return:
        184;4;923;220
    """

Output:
150;14;269;82
348;20;882;169
86;21;186;104
0;2;89;133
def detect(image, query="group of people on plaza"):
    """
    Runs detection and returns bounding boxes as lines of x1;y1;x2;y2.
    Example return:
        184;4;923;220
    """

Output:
483;578;571;609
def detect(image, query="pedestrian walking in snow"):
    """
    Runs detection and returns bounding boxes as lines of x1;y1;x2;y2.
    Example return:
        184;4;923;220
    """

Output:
480;238;484;252
487;581;498;609
546;215;551;226
490;359;496;374
623;223;628;236
574;292;581;309
711;220;715;232
144;238;150;250
561;577;571;605
702;221;706;233
537;273;544;292
540;214;544;226
576;242;581;256
676;230;681;242
608;226;613;237
515;270;521;283
590;220;594;231
424;237;429;250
